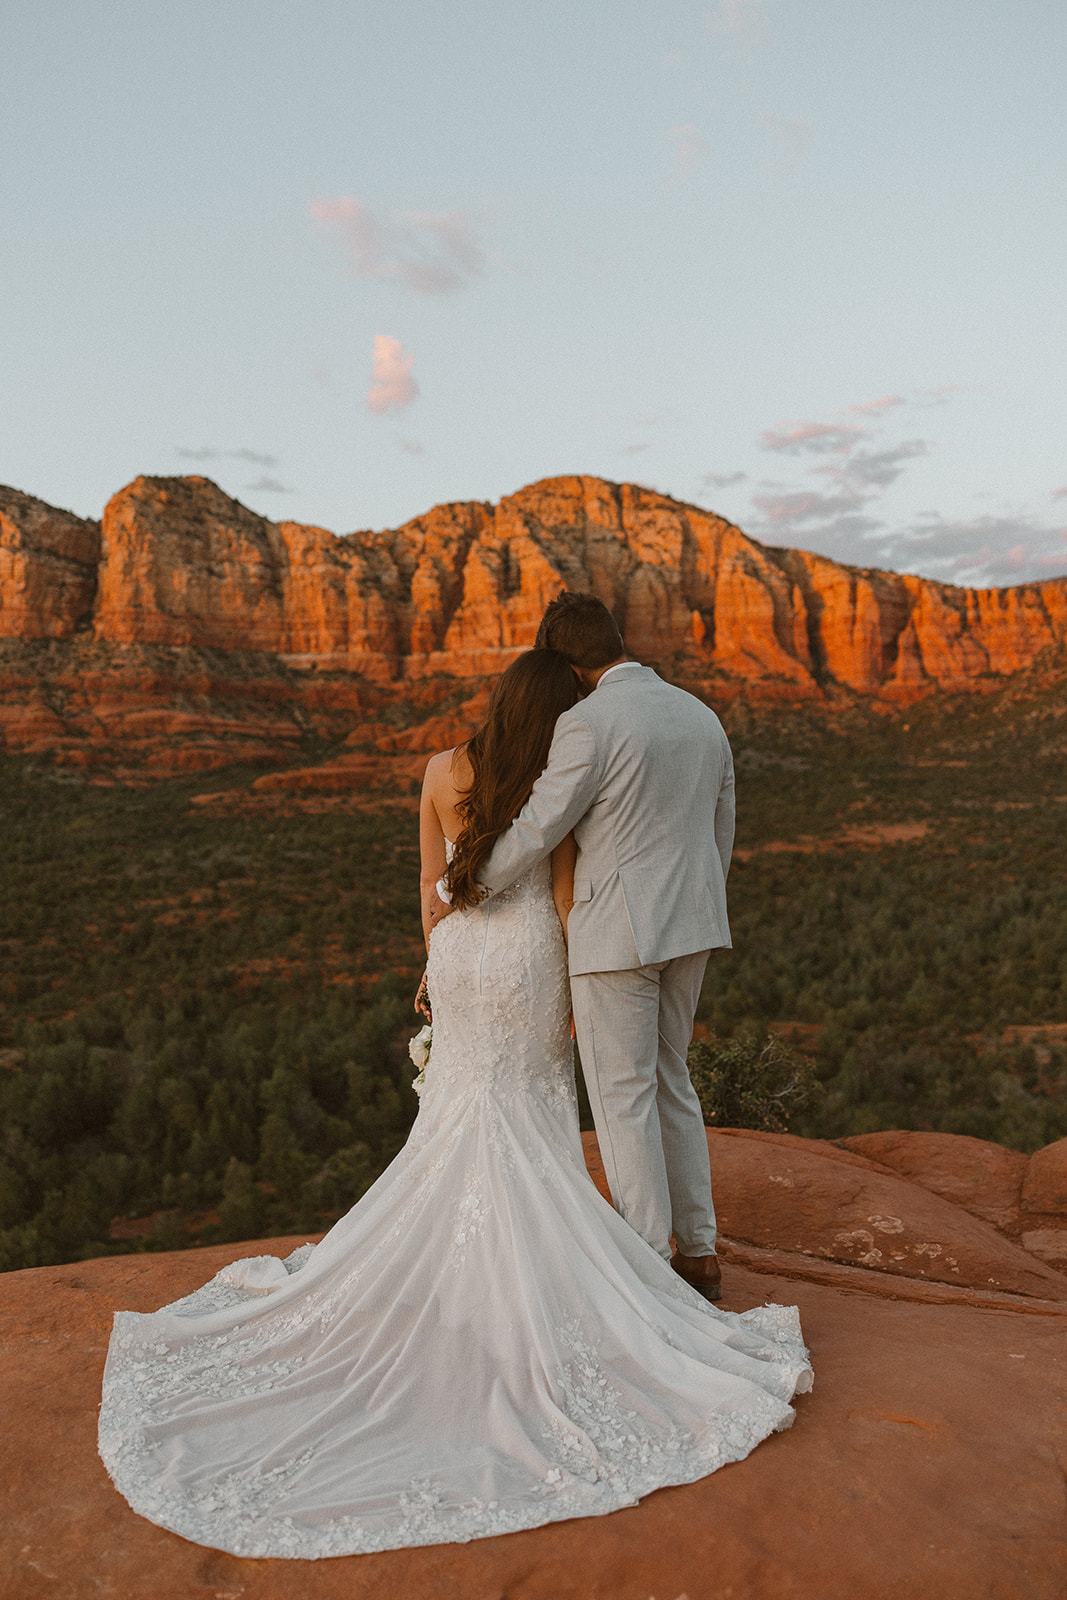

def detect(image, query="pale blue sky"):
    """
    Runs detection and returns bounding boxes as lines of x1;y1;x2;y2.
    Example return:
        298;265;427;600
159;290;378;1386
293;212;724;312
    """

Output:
3;0;1066;585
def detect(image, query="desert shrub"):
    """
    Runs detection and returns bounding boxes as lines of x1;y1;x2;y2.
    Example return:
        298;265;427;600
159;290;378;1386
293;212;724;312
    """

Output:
687;1026;824;1133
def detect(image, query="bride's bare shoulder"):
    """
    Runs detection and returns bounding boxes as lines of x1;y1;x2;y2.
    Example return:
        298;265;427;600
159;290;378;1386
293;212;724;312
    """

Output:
423;747;454;778
424;745;471;797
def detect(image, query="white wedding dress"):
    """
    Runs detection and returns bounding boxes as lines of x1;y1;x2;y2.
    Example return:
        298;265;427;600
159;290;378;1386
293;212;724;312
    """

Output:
99;855;812;1559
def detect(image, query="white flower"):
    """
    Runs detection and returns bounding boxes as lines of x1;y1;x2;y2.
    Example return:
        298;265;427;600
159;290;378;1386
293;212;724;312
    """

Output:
408;1024;432;1095
408;1024;432;1070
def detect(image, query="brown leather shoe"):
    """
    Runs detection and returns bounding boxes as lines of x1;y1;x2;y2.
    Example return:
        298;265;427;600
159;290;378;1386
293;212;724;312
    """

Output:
670;1250;722;1302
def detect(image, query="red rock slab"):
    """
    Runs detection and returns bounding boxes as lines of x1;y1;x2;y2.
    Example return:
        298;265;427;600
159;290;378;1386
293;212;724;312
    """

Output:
840;1129;1029;1228
1021;1226;1067;1265
142;742;290;773
712;1126;896;1175
703;1129;1066;1299
719;1234;1067;1314
589;1125;899;1184
584;1128;1067;1300
1023;1137;1067;1215
0;700;69;741
252;762;378;793
2;1239;1065;1600
250;754;429;794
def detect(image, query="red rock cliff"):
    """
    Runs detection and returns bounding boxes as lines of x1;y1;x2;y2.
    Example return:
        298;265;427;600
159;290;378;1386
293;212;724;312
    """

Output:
0;486;100;640
4;473;1067;697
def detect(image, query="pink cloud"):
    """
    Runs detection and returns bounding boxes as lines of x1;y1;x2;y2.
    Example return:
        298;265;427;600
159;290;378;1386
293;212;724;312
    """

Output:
759;419;867;455
1051;485;1067;501
310;199;484;296
849;395;908;415
366;336;418;415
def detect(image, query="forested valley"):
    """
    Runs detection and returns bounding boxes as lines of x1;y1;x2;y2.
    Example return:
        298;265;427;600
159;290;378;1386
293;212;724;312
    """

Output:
1;664;1064;1272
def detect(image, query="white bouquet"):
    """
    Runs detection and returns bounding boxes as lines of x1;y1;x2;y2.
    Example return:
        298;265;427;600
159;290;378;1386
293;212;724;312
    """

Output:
408;1024;432;1096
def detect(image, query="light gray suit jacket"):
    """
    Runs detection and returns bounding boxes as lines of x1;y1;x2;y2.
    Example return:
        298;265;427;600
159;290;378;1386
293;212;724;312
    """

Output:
481;663;735;976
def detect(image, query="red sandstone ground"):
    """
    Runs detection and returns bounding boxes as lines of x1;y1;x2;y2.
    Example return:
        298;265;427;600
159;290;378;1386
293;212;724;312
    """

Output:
2;1129;1065;1600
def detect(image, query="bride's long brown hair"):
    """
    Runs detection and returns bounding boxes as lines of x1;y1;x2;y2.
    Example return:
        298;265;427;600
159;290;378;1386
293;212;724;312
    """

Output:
445;650;579;910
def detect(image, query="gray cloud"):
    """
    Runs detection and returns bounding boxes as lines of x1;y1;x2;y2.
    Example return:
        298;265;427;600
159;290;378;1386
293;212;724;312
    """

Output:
176;447;279;467
700;471;747;488
821;439;929;490
742;387;1067;586
244;476;291;494
872;514;1067;587
750;487;884;562
763;112;811;161
750;404;936;563
909;384;963;408
230;448;279;467
752;486;868;528
621;443;650;456
396;436;426;456
310;198;485;297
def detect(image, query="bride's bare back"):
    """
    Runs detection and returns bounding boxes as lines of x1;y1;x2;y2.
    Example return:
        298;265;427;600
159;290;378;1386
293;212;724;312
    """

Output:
422;745;472;851
418;745;575;955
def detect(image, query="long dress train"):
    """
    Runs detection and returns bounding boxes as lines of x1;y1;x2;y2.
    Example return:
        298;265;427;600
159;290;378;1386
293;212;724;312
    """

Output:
98;856;812;1558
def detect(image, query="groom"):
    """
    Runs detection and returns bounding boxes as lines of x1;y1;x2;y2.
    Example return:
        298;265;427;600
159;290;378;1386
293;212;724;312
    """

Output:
446;592;734;1300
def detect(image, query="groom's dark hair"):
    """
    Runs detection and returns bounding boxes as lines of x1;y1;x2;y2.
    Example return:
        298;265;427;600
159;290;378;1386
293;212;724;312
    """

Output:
535;591;626;669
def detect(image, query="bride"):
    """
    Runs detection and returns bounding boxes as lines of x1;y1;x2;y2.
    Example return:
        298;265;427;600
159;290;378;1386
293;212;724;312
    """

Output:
99;649;812;1560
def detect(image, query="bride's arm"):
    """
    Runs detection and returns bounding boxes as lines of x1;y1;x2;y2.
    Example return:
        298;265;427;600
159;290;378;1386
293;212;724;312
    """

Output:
551;832;577;941
419;752;450;955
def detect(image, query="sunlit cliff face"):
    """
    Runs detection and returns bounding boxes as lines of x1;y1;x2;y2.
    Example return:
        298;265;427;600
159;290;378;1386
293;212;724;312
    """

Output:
1;473;1066;775
5;473;1066;693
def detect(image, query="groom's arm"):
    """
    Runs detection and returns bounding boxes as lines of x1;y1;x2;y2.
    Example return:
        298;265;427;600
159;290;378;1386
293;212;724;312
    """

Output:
713;740;735;880
479;716;599;897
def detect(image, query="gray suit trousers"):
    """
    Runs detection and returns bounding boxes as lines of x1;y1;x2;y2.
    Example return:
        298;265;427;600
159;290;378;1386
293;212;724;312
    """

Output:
571;950;717;1260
